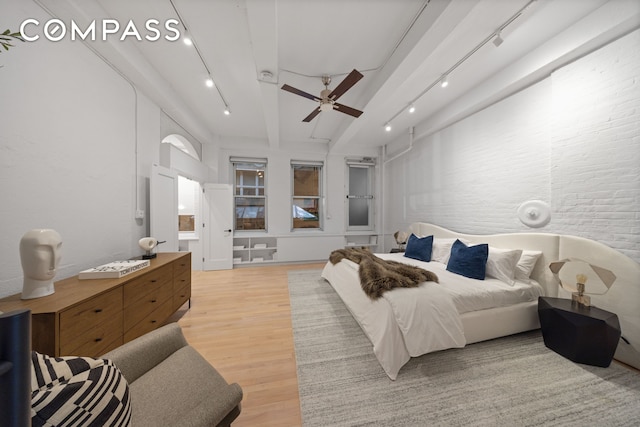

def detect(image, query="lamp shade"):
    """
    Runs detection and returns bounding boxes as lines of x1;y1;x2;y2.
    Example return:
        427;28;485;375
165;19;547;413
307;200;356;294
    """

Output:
549;258;616;295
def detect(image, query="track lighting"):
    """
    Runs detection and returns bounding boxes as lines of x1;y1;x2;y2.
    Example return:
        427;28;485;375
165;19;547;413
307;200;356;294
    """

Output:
493;32;504;47
170;0;231;114
381;0;537;134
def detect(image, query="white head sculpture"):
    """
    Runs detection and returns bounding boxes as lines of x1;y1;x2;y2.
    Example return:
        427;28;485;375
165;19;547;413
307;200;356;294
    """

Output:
20;229;62;300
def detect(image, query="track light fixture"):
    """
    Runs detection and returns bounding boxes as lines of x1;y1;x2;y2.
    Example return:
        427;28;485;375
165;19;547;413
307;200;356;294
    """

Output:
224;107;231;116
408;104;416;114
205;77;214;88
493;32;504;47
384;122;392;132
440;75;448;88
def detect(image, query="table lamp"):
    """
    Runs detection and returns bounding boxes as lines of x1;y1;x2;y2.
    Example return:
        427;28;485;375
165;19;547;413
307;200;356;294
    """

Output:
394;231;408;250
549;258;616;306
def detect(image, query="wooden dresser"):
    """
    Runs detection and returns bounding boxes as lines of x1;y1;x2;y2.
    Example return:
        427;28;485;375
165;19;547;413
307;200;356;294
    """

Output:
0;252;191;357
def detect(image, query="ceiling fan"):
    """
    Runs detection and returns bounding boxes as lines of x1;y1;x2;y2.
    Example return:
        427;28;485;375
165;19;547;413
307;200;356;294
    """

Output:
281;69;364;122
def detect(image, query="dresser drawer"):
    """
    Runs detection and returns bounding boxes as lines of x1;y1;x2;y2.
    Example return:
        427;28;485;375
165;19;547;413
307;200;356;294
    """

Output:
174;269;191;292
173;282;191;311
59;288;123;356
123;263;173;306
124;299;173;342
123;281;173;332
173;254;191;277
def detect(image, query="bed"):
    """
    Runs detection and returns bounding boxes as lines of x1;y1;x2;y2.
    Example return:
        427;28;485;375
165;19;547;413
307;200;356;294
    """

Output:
321;223;640;380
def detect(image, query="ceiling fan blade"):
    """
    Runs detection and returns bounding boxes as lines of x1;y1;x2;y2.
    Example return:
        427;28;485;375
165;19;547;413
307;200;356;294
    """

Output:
302;107;321;122
333;102;363;118
328;69;364;101
281;84;321;102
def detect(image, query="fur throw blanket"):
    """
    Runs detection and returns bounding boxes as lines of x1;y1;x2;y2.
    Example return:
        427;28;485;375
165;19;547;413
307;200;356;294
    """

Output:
329;247;439;299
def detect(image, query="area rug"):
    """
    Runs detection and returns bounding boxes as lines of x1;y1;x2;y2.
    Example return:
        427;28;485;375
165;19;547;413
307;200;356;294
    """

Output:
288;269;640;427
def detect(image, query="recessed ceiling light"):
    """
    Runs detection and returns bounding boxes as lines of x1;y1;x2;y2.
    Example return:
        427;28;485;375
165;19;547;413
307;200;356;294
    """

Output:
384;123;392;132
408;104;416;114
183;36;193;46
440;75;448;88
224;108;231;116
205;77;214;88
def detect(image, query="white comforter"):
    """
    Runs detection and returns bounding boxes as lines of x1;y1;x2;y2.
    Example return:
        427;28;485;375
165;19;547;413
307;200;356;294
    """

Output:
321;253;543;380
378;273;466;357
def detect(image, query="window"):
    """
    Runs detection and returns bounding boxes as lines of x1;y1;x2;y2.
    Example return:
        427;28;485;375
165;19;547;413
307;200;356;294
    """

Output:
232;158;267;231
291;161;323;230
346;159;375;230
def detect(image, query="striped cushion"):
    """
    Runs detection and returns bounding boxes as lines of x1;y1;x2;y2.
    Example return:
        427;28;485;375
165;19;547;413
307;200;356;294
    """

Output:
31;352;131;427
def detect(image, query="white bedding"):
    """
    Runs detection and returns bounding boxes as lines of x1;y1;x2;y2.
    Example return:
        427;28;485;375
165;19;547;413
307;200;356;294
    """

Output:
321;253;544;380
377;253;544;314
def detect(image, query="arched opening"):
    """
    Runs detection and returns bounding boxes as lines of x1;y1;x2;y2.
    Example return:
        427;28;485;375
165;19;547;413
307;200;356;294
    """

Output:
161;134;200;161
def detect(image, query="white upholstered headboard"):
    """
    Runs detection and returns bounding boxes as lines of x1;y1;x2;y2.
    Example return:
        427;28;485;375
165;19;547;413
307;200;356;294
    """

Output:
407;222;640;370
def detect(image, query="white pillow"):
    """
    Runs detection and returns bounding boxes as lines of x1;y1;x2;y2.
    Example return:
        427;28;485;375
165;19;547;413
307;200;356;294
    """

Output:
431;238;456;264
432;237;471;264
485;246;523;286
515;250;542;281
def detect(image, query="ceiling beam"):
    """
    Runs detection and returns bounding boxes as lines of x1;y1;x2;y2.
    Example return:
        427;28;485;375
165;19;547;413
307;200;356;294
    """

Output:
245;0;280;149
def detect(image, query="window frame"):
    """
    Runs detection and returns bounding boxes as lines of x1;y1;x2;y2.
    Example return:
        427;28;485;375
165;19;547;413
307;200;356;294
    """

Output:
345;159;375;232
291;160;323;231
231;158;267;232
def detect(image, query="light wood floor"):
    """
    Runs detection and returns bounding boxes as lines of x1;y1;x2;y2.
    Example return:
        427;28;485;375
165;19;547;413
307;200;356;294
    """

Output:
171;263;324;427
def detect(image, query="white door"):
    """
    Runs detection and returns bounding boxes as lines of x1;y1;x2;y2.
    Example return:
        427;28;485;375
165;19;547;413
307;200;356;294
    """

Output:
150;164;179;252
203;183;233;270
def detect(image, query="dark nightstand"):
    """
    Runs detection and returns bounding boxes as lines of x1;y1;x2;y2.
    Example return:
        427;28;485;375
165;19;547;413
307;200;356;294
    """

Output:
538;296;621;367
390;248;405;253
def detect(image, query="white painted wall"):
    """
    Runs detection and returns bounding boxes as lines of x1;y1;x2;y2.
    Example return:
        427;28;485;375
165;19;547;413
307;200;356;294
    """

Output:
385;29;640;262
0;0;161;298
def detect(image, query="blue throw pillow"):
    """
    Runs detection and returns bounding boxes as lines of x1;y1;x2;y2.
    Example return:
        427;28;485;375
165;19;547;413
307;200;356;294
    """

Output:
446;239;489;280
404;234;433;262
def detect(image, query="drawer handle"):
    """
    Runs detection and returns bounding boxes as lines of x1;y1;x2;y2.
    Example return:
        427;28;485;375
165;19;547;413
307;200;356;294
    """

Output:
95;338;102;343
150;279;157;283
94;309;103;313
151;299;157;303
151;320;157;324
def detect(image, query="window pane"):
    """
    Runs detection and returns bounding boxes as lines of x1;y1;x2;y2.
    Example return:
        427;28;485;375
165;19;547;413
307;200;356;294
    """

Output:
293;197;319;228
293;166;320;196
235;197;265;230
349;167;368;195
349;198;369;226
234;163;265;196
347;164;373;230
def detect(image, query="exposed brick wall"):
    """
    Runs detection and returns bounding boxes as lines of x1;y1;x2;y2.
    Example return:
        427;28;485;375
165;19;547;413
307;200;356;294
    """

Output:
386;29;640;262
550;29;640;259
